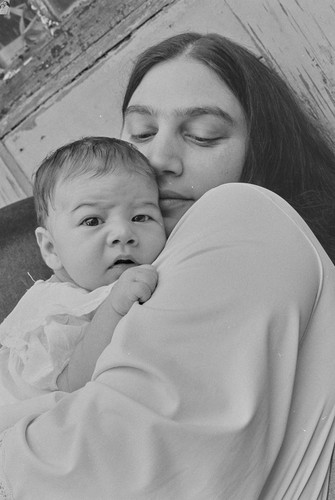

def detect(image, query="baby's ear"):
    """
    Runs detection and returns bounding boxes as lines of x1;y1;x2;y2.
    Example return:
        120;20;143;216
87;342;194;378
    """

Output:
35;227;62;271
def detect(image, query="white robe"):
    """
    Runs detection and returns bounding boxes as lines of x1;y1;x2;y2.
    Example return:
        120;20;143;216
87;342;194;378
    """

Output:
1;183;335;500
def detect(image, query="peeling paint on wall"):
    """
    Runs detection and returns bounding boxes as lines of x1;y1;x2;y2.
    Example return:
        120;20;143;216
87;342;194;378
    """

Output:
0;0;334;207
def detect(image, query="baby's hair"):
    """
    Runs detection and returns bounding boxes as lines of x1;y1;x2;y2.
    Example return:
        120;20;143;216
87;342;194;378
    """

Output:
33;136;156;227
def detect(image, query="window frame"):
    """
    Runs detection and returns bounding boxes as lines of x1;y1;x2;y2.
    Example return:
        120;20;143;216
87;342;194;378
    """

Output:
0;0;175;139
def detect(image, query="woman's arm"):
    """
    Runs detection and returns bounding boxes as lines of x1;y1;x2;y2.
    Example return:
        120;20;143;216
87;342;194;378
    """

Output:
1;184;335;500
0;392;66;434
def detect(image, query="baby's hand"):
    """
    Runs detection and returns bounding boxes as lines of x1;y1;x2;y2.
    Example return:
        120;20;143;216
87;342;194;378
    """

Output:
110;264;158;316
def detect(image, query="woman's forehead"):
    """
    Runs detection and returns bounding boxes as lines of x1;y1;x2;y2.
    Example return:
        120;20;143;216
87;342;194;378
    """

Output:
128;57;244;118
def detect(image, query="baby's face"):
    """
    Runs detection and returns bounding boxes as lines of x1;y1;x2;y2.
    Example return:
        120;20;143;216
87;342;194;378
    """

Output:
44;170;166;290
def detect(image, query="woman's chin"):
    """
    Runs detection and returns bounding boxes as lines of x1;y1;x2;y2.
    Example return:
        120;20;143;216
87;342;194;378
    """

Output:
160;199;194;214
163;215;178;237
163;203;194;236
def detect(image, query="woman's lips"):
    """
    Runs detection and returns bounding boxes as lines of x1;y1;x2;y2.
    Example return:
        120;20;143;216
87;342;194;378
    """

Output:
159;192;194;215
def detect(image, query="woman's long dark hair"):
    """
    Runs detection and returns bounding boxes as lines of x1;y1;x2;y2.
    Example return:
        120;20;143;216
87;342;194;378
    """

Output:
122;33;335;263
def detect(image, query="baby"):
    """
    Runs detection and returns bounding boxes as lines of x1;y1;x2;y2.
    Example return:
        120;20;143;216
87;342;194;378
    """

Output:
0;136;166;403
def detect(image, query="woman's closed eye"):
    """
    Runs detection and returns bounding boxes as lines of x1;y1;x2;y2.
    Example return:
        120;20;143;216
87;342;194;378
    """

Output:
185;134;222;146
129;131;156;143
183;115;229;146
81;216;104;227
123;113;157;143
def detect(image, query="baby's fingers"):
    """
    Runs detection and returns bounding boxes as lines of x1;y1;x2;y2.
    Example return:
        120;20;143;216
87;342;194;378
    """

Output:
133;281;155;304
133;265;158;293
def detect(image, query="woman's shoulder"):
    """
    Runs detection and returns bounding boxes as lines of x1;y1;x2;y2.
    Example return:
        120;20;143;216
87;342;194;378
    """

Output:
170;182;333;300
205;183;332;264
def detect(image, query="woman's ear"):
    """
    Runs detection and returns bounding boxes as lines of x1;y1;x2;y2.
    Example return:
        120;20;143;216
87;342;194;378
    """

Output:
35;227;63;271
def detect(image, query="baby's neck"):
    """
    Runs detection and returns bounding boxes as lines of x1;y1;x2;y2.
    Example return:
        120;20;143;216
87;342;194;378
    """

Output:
49;274;67;284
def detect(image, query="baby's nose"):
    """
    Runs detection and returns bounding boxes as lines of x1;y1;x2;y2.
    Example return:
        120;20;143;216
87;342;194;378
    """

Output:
107;224;137;246
110;235;136;245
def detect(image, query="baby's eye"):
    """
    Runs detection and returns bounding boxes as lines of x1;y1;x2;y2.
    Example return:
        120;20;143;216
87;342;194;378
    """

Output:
132;214;151;222
81;217;103;226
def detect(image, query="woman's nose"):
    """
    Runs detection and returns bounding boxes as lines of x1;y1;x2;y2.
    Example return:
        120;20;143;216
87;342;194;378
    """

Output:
106;224;138;247
145;132;183;178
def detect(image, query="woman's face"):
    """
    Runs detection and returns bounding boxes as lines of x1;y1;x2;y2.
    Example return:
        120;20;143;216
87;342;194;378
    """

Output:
122;57;248;235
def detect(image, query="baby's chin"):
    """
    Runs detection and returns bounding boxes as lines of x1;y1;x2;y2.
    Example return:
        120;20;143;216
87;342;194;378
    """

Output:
52;268;111;291
55;262;140;291
105;262;138;282
83;263;138;290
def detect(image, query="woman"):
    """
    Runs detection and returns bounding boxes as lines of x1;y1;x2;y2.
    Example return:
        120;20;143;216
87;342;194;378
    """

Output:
121;33;335;258
1;33;335;500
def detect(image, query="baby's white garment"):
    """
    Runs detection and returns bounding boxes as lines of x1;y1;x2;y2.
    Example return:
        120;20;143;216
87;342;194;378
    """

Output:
0;279;114;404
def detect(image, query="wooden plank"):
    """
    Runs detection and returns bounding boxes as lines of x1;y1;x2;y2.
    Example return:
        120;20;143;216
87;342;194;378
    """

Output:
0;154;28;208
0;141;32;196
224;0;335;131
0;0;176;139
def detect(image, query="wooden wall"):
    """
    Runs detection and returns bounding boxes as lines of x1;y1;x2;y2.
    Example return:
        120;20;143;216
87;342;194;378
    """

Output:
0;0;334;207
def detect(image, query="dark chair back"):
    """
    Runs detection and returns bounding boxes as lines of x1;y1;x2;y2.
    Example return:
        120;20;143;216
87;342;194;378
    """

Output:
0;197;51;322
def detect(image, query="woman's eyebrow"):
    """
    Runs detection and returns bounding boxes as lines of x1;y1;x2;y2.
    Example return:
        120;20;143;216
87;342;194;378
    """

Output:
124;105;154;117
180;106;235;125
125;104;234;125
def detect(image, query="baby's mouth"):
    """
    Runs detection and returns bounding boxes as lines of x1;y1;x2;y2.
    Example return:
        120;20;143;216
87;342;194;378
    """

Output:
113;259;135;266
109;257;137;269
